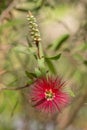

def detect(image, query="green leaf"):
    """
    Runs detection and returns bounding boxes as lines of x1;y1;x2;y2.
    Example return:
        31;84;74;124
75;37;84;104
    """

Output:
11;100;19;117
45;58;56;74
45;53;61;60
47;44;52;49
14;45;37;55
38;58;45;68
65;87;75;97
52;34;69;50
83;60;87;66
25;71;37;79
69;89;75;97
35;68;42;77
38;58;47;75
15;8;28;12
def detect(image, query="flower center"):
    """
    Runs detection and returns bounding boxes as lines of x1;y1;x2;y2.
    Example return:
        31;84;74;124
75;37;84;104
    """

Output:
45;89;55;101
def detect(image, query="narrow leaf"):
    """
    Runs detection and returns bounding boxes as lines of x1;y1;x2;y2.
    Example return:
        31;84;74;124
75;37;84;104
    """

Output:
38;58;47;75
53;34;69;50
15;8;28;12
83;60;87;66
69;89;75;97
14;45;37;55
38;58;45;68
45;53;61;60
11;100;19;117
25;71;37;79
45;58;56;74
65;87;75;97
35;68;42;77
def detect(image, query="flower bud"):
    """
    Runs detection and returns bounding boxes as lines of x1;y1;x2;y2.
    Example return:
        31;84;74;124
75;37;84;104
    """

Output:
27;11;41;46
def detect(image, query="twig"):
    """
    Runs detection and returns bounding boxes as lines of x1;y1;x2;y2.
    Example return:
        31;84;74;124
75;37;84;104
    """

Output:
0;78;38;91
0;84;30;91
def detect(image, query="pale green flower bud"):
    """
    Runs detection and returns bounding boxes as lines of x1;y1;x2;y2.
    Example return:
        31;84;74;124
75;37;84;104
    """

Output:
27;11;41;45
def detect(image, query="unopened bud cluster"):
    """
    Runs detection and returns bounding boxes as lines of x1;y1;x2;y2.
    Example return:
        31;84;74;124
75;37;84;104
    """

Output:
27;11;41;45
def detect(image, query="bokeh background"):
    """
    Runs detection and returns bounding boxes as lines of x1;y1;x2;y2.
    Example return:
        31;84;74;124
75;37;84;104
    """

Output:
0;0;87;130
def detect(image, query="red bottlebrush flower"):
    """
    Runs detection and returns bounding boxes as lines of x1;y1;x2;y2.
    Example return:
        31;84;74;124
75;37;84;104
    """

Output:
30;76;70;113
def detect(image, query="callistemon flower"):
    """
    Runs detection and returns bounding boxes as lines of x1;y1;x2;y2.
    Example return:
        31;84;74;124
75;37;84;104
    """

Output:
30;76;70;113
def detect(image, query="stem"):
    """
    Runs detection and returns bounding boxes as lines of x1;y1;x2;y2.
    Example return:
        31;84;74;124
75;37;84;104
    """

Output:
0;79;38;91
35;39;41;59
1;84;30;91
37;44;41;59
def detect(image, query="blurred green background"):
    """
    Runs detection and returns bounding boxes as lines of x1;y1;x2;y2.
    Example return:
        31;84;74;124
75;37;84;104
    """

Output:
0;0;87;130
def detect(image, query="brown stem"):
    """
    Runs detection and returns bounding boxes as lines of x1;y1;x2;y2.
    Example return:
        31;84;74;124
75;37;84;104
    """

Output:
2;84;30;91
0;79;38;91
37;43;41;59
35;39;41;59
